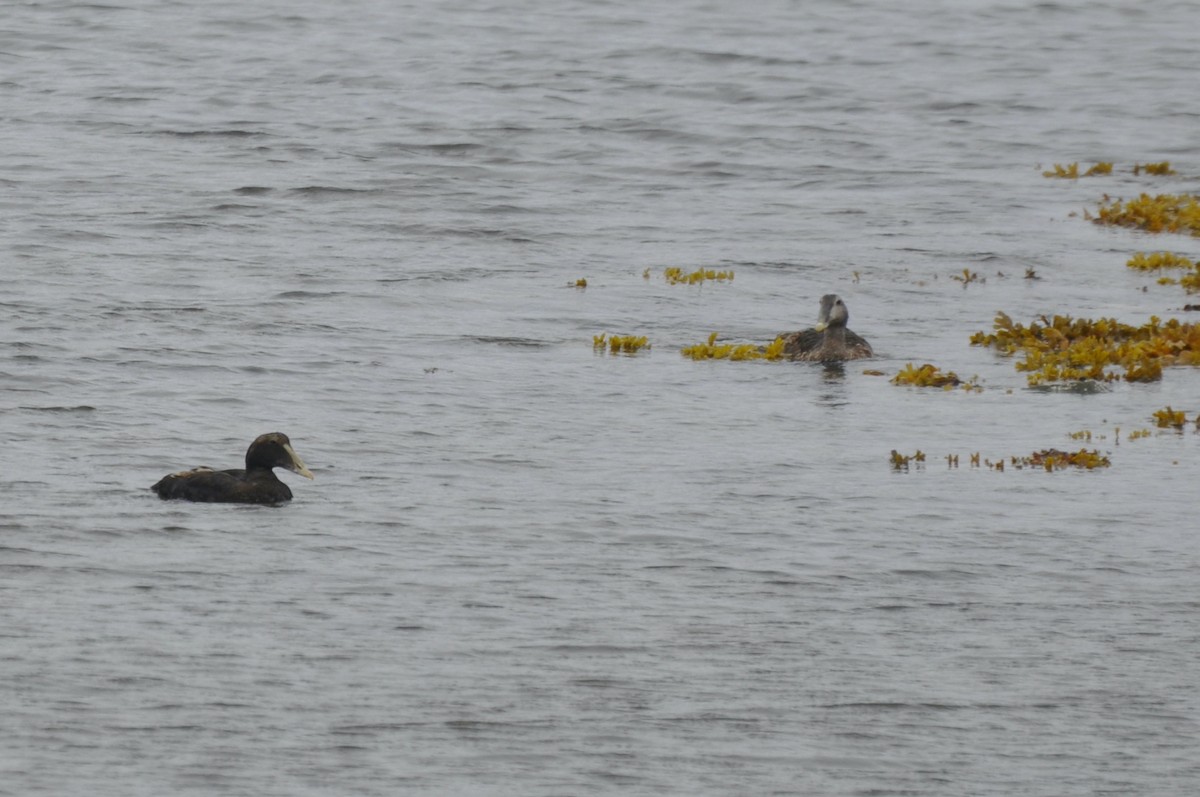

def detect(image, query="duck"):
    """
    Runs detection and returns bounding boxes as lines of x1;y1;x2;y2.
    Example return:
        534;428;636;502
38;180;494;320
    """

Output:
779;294;873;361
151;432;314;504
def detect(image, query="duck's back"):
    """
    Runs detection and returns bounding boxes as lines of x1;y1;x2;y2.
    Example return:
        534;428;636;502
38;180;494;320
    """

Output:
152;467;293;504
779;328;873;361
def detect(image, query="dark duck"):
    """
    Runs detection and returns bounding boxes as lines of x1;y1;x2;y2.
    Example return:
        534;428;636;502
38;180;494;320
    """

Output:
152;432;314;504
779;294;874;361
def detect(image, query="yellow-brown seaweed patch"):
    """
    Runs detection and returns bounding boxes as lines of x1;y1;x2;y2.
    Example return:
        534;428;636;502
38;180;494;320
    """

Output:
663;266;735;285
594;334;650;355
1018;449;1112;470
1134;162;1176;176
1126;252;1195;271
891;362;980;391
681;332;784;361
889;450;925;470
1124;253;1200;293
892;448;1110;471
1042;162;1112;178
970;311;1200;385
1152;405;1187;429
1092;193;1200;235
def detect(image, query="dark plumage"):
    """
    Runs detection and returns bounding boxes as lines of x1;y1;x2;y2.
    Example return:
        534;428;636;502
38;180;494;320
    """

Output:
151;432;314;504
779;294;873;361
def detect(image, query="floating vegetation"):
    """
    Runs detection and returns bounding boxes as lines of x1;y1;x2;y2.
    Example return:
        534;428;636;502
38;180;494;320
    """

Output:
1126;251;1196;271
891;362;980;391
593;334;650;355
1017;448;1112;470
1024;267;1040;280
1152;405;1187;429
1134;161;1176;176
572;278;588;289
1128;428;1153;441
1125;252;1200;292
663;266;735;285
1042;162;1112;178
890;450;925;470
680;332;784;361
895;448;1110;471
951;268;982;285
970;311;1200;385
1092;193;1200;236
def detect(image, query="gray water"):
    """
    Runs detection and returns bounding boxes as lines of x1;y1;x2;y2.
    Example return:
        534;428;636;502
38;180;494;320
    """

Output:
3;1;1200;794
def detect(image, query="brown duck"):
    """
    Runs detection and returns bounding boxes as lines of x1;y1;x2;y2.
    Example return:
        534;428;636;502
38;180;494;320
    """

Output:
780;294;873;361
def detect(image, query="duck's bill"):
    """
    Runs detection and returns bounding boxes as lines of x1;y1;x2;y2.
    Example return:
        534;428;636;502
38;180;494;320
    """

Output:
284;443;315;479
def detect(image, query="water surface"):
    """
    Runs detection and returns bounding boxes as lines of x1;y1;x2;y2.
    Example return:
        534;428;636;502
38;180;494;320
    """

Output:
3;1;1199;794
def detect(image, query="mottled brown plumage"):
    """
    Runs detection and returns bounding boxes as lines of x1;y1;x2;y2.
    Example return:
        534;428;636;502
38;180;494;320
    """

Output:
779;294;873;361
151;432;314;504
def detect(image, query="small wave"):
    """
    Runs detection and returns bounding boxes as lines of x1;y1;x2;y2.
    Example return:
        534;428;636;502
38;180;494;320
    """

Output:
287;185;385;198
149;129;266;138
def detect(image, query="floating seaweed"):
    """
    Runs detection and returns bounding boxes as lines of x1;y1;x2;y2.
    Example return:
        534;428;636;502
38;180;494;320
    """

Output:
1152;405;1187;429
681;332;785;361
892;448;1110;471
891;362;980;391
1017;448;1112;470
1043;163;1079;178
1042;162;1112;178
951;268;982;286
1125;253;1200;293
572;278;588;289
889;450;925;470
663;266;735;285
1134;162;1176;176
1126;252;1195;271
970;311;1200;385
594;334;650;355
1092;193;1200;236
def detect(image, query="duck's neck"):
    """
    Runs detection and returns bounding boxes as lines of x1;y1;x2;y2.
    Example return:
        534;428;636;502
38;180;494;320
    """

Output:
823;324;847;346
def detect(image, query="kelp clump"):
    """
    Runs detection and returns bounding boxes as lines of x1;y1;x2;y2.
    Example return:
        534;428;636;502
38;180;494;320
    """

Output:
663;266;735;285
1125;252;1200;292
1126;252;1195;271
1018;449;1112;471
593;334;650;355
1134;162;1176;176
1042;162;1112;178
889;450;926;470
891;362;980;391
681;332;784;361
1152;406;1187;429
892;448;1110;471
970;311;1200;385
1092;193;1200;236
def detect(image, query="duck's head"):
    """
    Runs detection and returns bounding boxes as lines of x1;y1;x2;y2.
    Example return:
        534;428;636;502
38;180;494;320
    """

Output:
245;432;314;479
813;294;849;332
